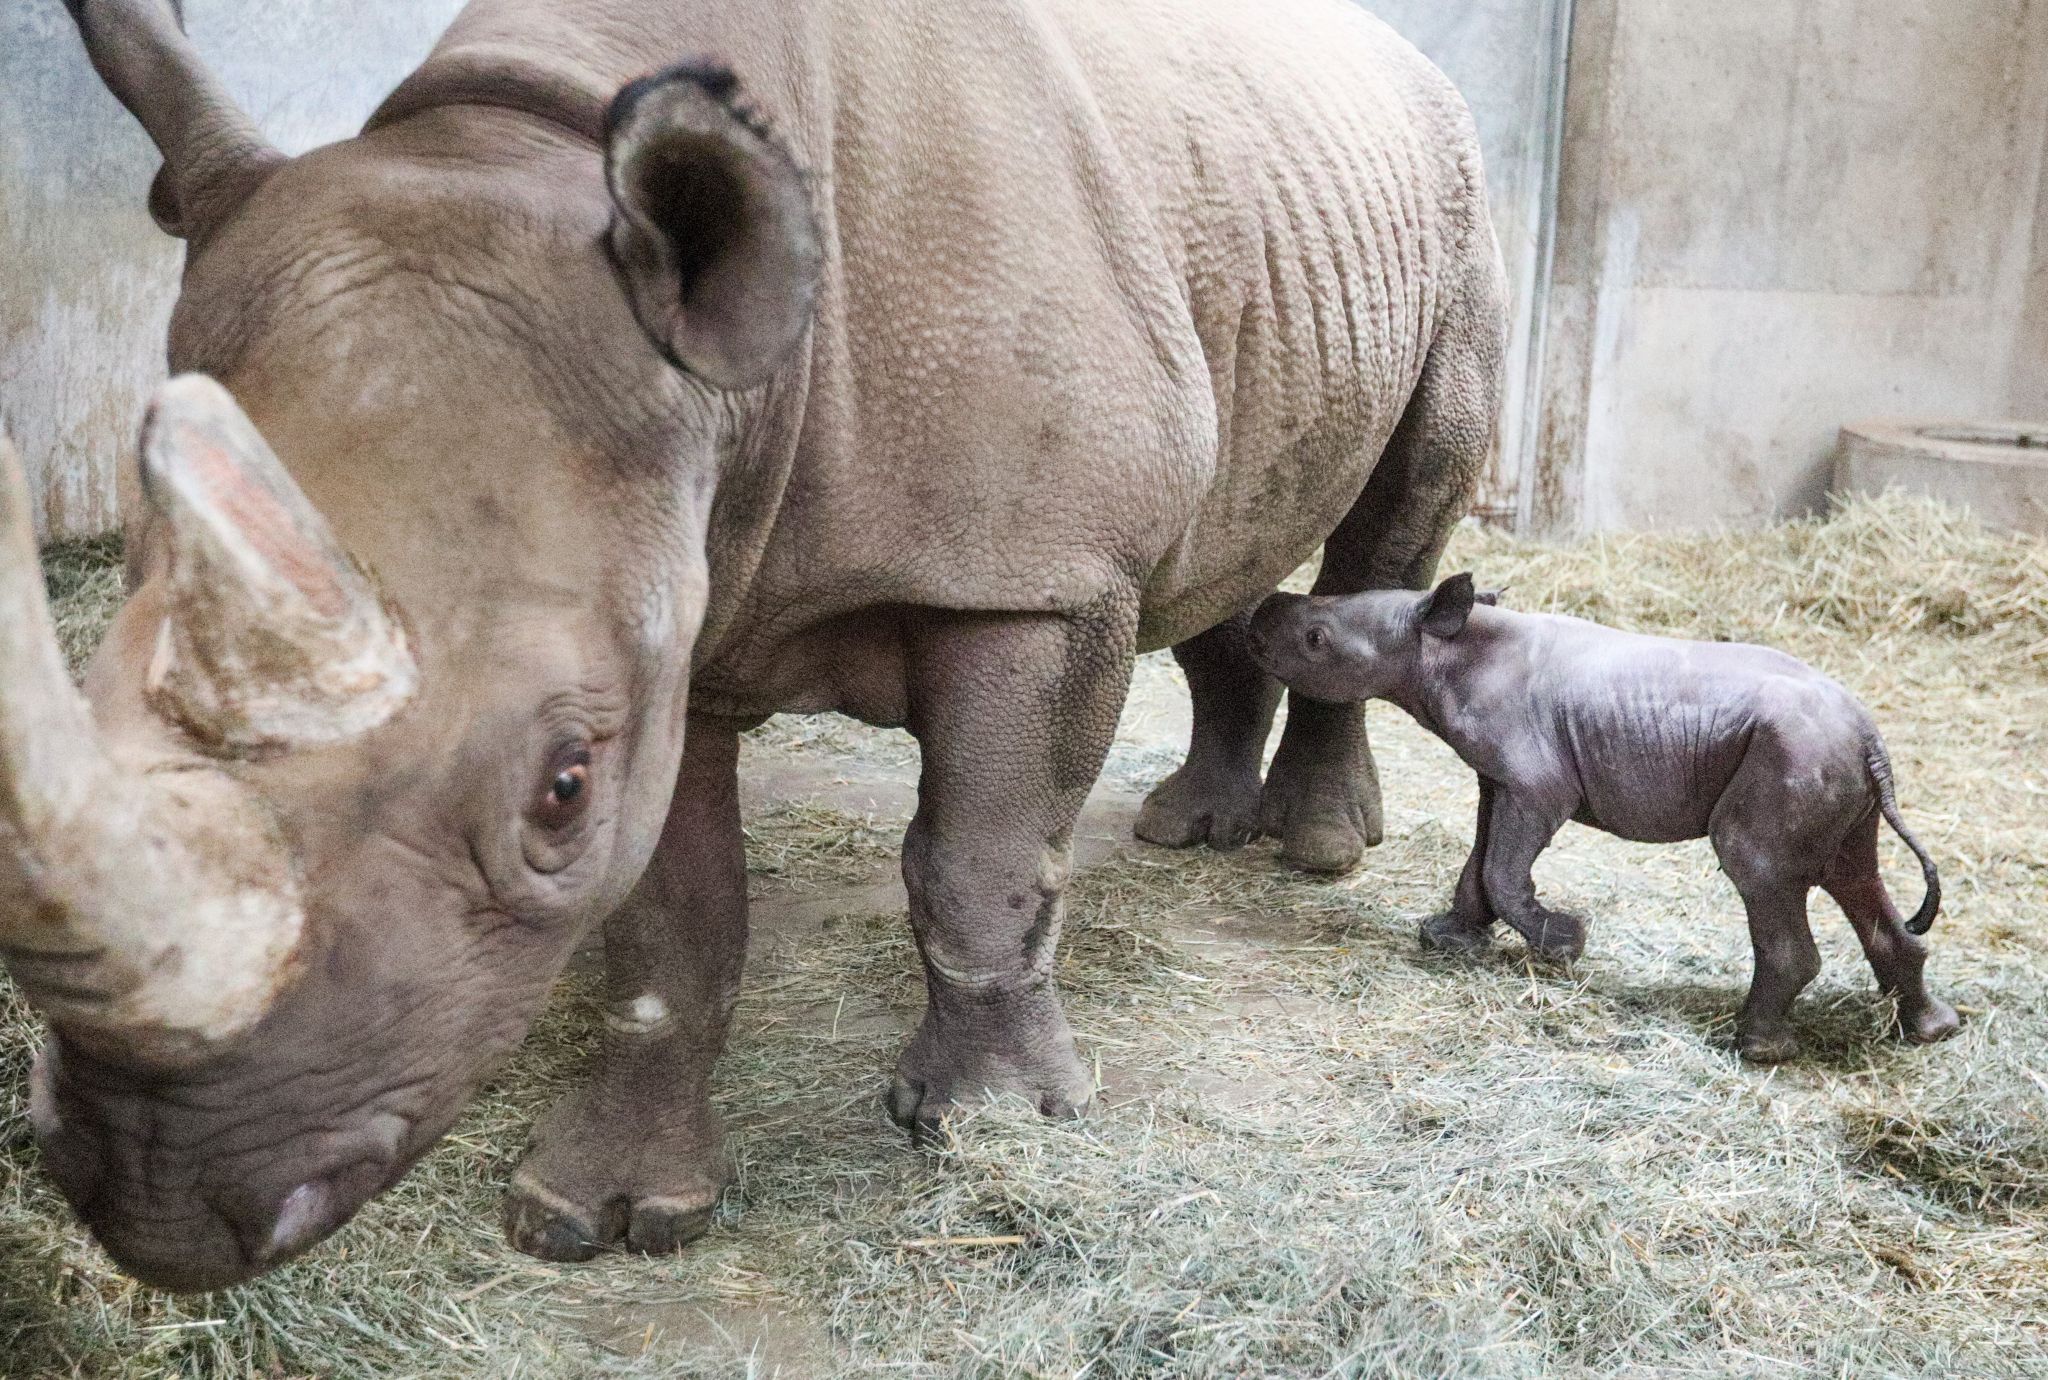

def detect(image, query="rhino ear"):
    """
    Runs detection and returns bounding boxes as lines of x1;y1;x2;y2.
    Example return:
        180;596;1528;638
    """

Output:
603;63;822;390
1417;572;1477;640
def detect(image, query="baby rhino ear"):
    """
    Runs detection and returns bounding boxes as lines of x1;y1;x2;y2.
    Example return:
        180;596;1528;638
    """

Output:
1417;572;1477;639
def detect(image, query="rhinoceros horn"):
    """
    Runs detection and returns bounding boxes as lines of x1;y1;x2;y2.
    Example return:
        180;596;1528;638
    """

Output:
140;375;417;755
0;421;309;1059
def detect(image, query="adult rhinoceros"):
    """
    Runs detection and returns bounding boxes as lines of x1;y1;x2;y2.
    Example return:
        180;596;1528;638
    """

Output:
3;0;1504;1289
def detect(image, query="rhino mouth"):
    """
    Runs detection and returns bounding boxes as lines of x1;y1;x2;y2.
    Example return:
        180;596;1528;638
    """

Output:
79;1133;421;1293
33;1038;432;1291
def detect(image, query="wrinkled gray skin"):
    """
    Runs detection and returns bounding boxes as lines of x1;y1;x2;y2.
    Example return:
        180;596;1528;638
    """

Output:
1250;576;1962;1063
17;0;1506;1289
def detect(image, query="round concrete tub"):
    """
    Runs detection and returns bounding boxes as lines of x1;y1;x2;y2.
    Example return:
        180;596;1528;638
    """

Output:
1834;421;2048;538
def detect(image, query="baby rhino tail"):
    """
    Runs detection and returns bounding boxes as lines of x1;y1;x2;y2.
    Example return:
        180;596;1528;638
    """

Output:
1865;733;1940;936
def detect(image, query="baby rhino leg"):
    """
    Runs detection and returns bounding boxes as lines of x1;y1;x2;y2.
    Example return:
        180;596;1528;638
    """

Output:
1478;791;1584;962
1720;871;1821;1064
1823;812;1959;1045
1710;745;1831;1062
1421;780;1497;954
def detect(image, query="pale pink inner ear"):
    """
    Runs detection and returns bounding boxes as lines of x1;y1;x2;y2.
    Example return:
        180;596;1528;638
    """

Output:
166;417;349;620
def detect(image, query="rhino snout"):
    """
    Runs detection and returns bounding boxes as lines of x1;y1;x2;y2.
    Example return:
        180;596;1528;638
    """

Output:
33;1049;417;1292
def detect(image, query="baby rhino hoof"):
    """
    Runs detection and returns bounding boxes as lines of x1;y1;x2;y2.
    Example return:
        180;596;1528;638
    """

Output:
1902;998;1961;1046
1513;910;1586;965
1419;911;1493;956
1737;1028;1802;1065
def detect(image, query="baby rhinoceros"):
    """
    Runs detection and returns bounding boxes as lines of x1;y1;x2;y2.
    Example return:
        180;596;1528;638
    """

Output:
1248;574;1960;1063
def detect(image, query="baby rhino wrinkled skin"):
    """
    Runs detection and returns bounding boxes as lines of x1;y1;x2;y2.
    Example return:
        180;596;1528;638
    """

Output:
1250;576;1961;1063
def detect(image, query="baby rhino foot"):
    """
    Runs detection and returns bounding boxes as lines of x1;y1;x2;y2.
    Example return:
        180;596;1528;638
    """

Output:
1419;910;1493;956
503;1087;729;1262
886;1007;1093;1147
1900;996;1961;1046
1136;759;1264;852
1507;908;1586;965
1737;1026;1802;1064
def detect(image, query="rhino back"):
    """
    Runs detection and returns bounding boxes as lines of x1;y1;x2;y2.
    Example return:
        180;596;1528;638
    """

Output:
388;0;1490;707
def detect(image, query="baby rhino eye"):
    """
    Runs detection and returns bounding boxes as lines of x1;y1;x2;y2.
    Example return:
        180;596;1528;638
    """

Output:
1305;625;1330;652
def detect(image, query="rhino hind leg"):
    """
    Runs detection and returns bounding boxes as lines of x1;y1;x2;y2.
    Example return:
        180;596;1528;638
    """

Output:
1265;260;1507;874
887;599;1137;1143
1709;737;1842;1063
1135;603;1384;875
1723;876;1823;1065
1822;811;1959;1046
1135;612;1281;853
503;719;750;1262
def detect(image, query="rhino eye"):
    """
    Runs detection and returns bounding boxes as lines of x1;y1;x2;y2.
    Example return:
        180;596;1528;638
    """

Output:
1305;626;1330;652
535;744;593;826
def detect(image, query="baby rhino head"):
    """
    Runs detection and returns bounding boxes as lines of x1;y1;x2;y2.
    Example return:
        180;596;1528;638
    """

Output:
1248;573;1490;703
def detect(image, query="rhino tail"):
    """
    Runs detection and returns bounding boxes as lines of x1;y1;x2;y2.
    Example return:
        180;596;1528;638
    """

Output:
1864;733;1940;936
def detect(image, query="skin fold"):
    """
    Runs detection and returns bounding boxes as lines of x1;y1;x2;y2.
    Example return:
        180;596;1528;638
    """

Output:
1249;576;1963;1063
11;0;1508;1288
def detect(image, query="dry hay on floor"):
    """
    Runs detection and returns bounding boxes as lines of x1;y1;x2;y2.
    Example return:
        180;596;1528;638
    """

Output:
2;493;2045;1378
40;534;123;680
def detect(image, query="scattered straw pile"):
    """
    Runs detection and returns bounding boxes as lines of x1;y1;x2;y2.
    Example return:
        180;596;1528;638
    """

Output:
1453;492;2048;670
2;493;2044;1378
40;535;124;679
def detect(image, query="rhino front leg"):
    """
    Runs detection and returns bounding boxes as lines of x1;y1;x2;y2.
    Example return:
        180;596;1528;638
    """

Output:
1421;779;1498;954
1479;791;1585;963
1136;612;1280;852
888;600;1137;1143
1265;249;1505;873
504;717;748;1261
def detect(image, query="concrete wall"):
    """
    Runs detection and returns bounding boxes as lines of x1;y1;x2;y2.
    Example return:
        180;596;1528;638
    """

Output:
1356;0;1571;527
1536;0;2048;532
2015;116;2048;418
10;2;2047;539
0;0;463;541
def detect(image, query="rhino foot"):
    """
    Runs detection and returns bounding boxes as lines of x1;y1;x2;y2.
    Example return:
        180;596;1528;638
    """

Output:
1505;906;1586;965
501;1087;729;1262
1900;996;1961;1046
1736;1026;1802;1065
1135;759;1265;852
1419;909;1494;956
1260;746;1383;873
885;1006;1093;1148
